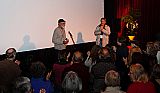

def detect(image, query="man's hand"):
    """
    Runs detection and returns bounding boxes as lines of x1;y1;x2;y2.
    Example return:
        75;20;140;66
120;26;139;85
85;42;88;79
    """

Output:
87;51;91;57
123;57;128;65
39;88;46;93
63;38;69;44
15;60;21;65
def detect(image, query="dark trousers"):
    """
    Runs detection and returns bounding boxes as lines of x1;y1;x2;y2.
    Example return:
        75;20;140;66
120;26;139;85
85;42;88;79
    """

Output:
55;49;67;63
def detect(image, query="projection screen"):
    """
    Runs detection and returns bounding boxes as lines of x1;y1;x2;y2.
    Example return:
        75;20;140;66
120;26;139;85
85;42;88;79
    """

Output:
0;0;104;54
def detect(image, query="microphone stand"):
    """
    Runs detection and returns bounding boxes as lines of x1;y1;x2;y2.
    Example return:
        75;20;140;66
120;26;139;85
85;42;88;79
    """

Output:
68;31;75;44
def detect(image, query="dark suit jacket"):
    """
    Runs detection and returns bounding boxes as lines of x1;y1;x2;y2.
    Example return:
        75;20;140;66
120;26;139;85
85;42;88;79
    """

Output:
0;59;21;92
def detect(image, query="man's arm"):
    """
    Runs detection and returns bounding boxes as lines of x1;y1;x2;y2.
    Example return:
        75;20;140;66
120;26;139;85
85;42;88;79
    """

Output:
52;28;64;45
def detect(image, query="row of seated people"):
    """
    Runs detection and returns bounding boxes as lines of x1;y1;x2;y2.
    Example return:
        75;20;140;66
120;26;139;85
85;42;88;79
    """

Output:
0;38;160;93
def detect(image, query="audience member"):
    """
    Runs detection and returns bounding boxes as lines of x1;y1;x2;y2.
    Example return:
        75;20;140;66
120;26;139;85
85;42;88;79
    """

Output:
128;45;142;65
142;42;158;75
116;37;129;61
90;47;116;93
130;52;148;71
84;45;101;72
53;52;71;93
62;71;82;93
127;63;156;93
63;51;90;93
154;41;160;64
115;37;131;91
101;70;125;93
30;61;54;93
0;48;22;93
150;64;160;93
12;77;33;93
146;42;157;57
98;47;113;63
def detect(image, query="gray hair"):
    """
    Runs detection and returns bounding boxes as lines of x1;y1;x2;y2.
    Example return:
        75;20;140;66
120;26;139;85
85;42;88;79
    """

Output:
12;77;32;93
62;71;82;93
105;70;120;87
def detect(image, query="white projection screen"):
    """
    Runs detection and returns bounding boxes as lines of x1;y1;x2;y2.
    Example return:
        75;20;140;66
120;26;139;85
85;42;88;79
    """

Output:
0;0;104;54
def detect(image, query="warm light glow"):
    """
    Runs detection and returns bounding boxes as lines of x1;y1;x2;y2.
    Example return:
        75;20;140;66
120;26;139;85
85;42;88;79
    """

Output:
128;36;135;41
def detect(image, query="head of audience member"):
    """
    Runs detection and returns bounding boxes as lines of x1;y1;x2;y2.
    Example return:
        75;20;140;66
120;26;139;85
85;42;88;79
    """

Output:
128;45;142;64
129;63;149;83
72;51;83;63
154;41;160;51
117;37;126;46
131;52;143;65
58;19;66;29
30;61;46;78
12;77;33;93
105;70;120;87
146;42;157;56
100;17;106;26
43;68;52;81
151;64;160;79
62;71;82;93
5;48;16;61
90;45;101;60
98;47;112;63
106;45;117;62
58;51;70;64
130;45;142;54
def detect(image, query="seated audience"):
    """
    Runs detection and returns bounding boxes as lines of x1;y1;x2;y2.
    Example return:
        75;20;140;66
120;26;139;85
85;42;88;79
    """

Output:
12;77;33;93
101;70;125;93
0;48;21;93
116;37;129;62
30;61;54;93
128;44;142;65
127;63;156;93
63;51;90;93
130;52;148;71
90;47;116;93
84;45;101;72
151;64;160;93
145;42;158;73
53;52;71;93
146;42;157;57
115;37;131;91
62;71;82;93
97;47;113;63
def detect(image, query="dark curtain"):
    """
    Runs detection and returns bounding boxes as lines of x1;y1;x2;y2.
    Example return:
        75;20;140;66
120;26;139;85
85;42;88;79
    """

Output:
115;0;131;37
138;0;160;42
105;0;160;42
